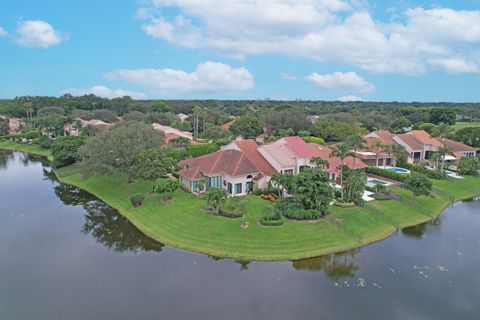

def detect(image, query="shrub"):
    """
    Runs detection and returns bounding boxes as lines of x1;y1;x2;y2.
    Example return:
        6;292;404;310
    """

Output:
130;194;145;207
218;208;243;218
259;208;283;226
186;143;220;158
156;180;179;194
24;130;40;140
400;163;447;179
276;201;322;220
51;136;86;168
259;218;284;226
371;190;399;201
334;201;356;208
38;135;52;149
302;136;326;145
458;157;480;176
366;167;408;182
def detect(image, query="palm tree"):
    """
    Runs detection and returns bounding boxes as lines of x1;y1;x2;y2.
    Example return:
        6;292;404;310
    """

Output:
270;172;293;201
389;144;408;166
381;144;393;168
372;140;384;167
310;157;329;171
330;143;354;200
438;145;453;173
430;151;440;170
345;135;365;169
203;188;227;214
432;123;453;173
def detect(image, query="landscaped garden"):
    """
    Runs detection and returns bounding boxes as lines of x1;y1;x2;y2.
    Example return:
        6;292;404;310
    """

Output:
55;164;480;261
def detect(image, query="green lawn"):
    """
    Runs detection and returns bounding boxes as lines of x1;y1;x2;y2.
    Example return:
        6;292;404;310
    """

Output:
452;121;480;131
56;166;480;261
0;140;53;161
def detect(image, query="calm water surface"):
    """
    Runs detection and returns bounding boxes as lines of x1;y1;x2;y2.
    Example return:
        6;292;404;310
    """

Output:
1;151;479;320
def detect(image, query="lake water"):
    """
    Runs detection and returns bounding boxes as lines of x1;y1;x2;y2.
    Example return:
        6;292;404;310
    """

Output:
1;150;479;320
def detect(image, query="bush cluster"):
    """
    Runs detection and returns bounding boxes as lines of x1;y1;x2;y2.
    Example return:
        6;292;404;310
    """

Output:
366;167;408;182
400;163;447;179
275;201;322;220
372;190;400;201
130;194;145;207
334;201;356;208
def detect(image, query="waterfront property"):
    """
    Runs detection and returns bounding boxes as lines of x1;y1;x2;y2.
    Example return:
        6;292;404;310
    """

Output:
178;139;276;195
364;129;477;168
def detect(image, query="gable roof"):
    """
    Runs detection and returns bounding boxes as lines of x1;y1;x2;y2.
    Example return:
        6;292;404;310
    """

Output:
279;136;325;159
396;133;423;150
179;149;260;179
308;143;368;173
233;140;277;176
441;138;477;152
367;130;397;145
407;130;443;148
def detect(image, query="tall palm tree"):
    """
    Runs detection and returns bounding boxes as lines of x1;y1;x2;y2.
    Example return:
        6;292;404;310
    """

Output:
345;135;365;169
372;140;384;167
381;144;393;168
330;143;354;200
438;145;453;173
310;157;329;171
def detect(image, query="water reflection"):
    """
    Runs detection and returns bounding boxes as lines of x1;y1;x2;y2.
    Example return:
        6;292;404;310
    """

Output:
292;249;360;279
54;180;164;253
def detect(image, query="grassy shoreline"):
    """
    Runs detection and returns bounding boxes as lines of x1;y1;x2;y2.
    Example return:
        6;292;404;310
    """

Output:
0;141;53;161
55;166;480;261
3;145;480;261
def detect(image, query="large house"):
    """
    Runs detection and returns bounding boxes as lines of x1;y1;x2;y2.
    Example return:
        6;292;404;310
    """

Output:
178;139;276;196
258;136;367;183
178;136;368;195
365;129;477;167
0;116;22;134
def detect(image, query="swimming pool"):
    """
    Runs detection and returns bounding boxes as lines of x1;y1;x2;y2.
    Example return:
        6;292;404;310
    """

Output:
385;167;411;174
368;179;388;185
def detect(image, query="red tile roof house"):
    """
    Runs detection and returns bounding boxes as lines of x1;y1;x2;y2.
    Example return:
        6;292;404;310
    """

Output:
152;123;197;145
178;139;277;196
362;130;399;167
258;136;367;184
366;129;477;168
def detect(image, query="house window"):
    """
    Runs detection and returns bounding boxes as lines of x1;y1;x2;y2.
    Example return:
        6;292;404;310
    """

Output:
192;181;198;192
228;182;233;194
235;183;242;194
299;165;310;172
207;176;222;189
283;169;294;175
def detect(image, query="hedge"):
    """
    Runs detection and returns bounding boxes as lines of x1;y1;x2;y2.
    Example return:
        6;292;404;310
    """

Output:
130;194;145;207
366;167;408;182
399;163;447;179
186;143;220;158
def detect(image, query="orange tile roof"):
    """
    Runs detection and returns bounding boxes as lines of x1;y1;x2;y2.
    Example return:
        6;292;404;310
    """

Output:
440;138;477;152
233;139;277;176
178;149;260;180
396;133;423;150
408;130;443;148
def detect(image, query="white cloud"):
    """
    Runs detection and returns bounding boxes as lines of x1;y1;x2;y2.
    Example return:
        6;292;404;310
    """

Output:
104;61;254;94
338;95;364;102
15;20;63;48
139;1;480;75
428;58;478;74
281;73;297;81
61;86;146;99
0;27;7;37
306;71;375;93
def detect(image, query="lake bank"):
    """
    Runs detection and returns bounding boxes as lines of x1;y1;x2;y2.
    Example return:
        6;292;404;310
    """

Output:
2;146;480;261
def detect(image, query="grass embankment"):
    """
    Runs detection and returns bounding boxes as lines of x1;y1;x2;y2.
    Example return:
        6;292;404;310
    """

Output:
56;165;480;261
0;140;53;161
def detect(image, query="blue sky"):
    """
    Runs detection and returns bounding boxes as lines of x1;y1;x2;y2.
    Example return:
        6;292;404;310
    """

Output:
0;0;479;102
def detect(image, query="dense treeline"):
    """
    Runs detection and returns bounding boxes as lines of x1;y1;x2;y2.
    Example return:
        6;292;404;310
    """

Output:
1;95;480;121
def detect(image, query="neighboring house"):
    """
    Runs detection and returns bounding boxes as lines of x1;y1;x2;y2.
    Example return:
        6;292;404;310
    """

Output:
178;139;276;196
362;130;398;167
66;118;114;136
365;129;477;167
152;123;195;145
176;113;189;122
8;118;22;134
220;119;236;130
259;136;367;183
